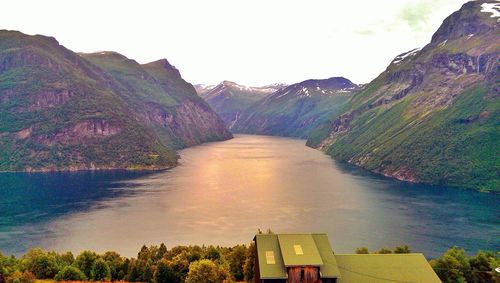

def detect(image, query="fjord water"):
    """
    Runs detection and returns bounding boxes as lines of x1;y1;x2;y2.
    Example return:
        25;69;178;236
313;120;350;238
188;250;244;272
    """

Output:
0;135;498;257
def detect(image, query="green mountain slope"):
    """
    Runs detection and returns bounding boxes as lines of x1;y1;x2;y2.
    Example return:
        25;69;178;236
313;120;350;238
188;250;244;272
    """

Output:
0;30;231;171
82;52;231;148
195;81;283;128
232;77;360;137
307;1;499;190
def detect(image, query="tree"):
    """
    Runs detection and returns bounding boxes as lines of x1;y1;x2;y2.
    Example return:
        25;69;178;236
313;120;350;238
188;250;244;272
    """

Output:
102;251;125;281
468;251;500;283
394;245;411;254
187;251;201;263
21;249;59;279
185;260;221;283
243;243;256;282
54;266;86;281
75;250;98;279
58;251;74;267
126;259;154;282
125;259;141;282
154;260;176;283
355;247;369;254
91;258;111;281
376;248;392;254
6;272;35;283
143;260;154;283
206;247;221;261
227;245;246;281
138;245;159;262
169;252;190;282
156;243;168;262
0;253;19;281
430;247;470;283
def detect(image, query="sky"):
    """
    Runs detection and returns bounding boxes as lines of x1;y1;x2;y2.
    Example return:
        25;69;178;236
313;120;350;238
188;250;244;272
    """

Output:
0;0;470;86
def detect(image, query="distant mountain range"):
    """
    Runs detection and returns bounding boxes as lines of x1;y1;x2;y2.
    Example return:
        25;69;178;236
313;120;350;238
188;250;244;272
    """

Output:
195;78;360;137
0;30;231;171
195;81;285;128
231;77;361;137
307;0;499;190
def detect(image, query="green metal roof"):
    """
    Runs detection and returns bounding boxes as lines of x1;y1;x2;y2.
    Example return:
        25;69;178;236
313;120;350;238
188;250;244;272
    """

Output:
254;234;287;279
255;233;342;279
311;233;341;278
335;254;442;283
277;234;324;266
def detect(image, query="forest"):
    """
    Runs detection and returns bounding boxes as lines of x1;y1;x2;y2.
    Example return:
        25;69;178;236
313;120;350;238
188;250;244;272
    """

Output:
0;242;498;283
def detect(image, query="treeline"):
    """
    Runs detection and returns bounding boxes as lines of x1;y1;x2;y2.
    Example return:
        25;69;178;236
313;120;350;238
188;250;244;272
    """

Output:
0;244;498;283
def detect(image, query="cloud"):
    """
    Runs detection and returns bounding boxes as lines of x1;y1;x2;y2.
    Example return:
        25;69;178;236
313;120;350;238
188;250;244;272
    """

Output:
398;0;437;33
355;28;376;36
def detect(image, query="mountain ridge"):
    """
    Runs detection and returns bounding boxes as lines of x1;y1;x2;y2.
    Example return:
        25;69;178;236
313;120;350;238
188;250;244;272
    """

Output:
231;76;361;137
196;81;285;128
306;0;499;190
0;30;232;172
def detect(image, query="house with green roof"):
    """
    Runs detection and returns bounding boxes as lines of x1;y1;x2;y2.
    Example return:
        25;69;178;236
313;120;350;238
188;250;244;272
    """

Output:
253;233;441;283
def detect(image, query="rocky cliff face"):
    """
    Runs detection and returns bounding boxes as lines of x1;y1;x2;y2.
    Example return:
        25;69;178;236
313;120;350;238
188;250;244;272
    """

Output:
0;30;231;171
307;1;499;190
232;77;361;137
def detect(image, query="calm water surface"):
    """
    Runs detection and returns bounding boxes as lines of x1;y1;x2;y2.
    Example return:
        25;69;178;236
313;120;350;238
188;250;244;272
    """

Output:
0;135;498;257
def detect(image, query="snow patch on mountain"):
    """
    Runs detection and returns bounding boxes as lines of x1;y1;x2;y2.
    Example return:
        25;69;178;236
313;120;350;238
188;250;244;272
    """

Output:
392;48;421;65
481;2;500;20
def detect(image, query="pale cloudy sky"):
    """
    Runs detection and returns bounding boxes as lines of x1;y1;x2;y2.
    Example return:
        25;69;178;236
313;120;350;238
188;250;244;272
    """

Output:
1;0;469;86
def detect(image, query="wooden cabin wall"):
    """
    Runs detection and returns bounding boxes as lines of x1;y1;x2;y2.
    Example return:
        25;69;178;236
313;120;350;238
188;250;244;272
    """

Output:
303;266;319;283
288;267;302;283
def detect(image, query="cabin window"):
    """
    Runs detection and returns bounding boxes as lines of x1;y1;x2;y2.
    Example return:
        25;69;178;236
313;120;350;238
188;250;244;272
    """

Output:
293;244;304;255
265;251;275;264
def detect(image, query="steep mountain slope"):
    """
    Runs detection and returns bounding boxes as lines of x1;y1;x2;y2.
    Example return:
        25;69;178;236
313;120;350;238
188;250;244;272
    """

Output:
0;30;231;171
232;77;360;137
82;52;231;148
307;1;499;190
196;81;283;128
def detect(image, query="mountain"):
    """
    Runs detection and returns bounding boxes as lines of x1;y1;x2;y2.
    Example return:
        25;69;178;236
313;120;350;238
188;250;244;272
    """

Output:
232;77;361;137
307;1;499;190
193;84;216;96
0;30;231;171
196;80;284;128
